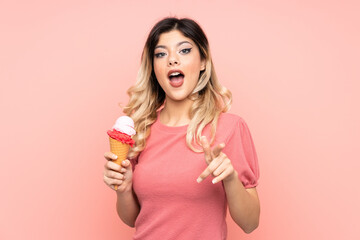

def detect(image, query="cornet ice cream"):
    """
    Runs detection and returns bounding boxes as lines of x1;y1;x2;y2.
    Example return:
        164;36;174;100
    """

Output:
107;116;136;190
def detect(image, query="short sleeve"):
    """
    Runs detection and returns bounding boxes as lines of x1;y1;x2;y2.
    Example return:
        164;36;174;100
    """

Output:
223;117;260;188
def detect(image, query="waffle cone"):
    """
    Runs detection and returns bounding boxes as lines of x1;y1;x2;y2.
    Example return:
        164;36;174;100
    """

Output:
109;136;130;165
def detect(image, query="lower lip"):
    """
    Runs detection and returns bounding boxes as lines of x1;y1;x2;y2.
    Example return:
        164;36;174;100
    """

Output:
169;76;184;88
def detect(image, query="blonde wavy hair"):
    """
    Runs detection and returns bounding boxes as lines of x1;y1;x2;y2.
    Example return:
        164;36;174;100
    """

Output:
123;17;232;159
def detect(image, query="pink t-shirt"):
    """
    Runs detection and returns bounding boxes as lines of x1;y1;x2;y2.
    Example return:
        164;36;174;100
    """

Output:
130;110;259;240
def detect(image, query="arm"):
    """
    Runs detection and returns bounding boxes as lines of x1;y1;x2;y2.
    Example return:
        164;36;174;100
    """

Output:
197;136;260;233
116;184;140;228
103;154;140;228
223;171;260;233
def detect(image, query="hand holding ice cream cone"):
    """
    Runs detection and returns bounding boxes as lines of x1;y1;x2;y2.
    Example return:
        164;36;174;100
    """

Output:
106;116;136;190
103;154;133;193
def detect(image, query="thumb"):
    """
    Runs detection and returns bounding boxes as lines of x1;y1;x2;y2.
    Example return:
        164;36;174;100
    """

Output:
122;159;131;168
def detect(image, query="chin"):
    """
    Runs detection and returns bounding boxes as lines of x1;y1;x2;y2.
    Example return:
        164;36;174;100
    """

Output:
166;94;191;102
169;97;187;102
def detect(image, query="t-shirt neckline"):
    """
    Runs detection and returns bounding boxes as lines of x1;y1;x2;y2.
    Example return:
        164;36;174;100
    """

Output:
154;110;189;133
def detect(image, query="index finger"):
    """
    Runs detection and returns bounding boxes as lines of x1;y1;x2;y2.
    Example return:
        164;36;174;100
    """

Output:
197;166;212;183
104;152;118;161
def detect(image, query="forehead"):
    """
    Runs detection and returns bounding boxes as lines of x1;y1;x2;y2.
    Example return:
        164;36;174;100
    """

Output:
156;30;195;47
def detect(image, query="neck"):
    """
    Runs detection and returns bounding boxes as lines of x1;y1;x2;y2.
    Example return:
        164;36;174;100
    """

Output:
160;97;194;127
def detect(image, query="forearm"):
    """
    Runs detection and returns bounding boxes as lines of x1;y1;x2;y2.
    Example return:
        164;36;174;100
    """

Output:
223;171;260;233
116;185;140;228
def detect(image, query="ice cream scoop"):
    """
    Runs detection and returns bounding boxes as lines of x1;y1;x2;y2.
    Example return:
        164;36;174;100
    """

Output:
107;116;136;146
112;116;136;136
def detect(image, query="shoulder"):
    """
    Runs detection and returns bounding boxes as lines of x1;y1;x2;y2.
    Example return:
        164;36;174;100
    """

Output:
217;112;246;129
213;112;247;142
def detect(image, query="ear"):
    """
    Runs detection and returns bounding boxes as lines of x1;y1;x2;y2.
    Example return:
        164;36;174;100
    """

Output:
200;59;206;71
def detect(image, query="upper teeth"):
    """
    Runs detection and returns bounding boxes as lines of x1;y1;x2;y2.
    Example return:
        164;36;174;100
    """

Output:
170;72;181;76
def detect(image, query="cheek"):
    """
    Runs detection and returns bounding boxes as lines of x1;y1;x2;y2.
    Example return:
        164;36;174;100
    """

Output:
153;61;165;80
187;63;202;80
153;62;166;90
185;55;202;76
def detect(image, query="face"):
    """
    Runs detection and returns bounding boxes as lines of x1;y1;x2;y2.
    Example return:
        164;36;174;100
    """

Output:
153;30;206;103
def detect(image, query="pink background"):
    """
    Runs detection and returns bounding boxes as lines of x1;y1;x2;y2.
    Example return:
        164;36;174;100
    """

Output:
1;0;359;239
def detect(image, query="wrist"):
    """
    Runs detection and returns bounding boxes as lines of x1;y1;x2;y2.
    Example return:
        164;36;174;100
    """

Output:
223;170;238;184
115;184;133;195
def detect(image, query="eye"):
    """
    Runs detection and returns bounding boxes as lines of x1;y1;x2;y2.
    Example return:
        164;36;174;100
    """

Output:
180;48;192;54
154;52;166;58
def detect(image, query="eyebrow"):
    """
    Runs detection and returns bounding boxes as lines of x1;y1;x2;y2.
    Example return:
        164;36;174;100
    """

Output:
154;41;193;50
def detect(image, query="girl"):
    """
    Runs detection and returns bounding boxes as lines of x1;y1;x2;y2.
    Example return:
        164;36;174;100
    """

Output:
103;17;260;239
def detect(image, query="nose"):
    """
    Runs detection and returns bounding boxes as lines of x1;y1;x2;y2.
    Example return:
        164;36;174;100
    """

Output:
168;54;179;66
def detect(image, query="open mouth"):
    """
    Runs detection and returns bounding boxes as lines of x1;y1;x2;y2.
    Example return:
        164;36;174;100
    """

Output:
168;72;185;87
169;72;184;81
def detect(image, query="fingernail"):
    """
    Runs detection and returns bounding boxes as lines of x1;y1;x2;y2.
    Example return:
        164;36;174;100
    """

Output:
113;155;118;159
197;177;202;183
212;179;217;184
